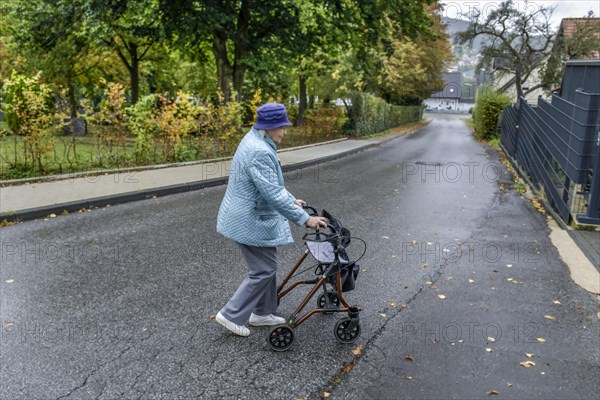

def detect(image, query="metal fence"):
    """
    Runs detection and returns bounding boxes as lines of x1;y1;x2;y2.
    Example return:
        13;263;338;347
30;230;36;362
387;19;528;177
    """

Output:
500;60;600;225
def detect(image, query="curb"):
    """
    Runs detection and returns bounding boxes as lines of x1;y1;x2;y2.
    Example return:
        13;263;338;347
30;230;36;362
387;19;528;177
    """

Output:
1;133;407;223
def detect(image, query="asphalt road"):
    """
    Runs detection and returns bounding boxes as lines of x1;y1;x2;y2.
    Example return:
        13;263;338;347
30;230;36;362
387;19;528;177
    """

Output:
1;114;598;399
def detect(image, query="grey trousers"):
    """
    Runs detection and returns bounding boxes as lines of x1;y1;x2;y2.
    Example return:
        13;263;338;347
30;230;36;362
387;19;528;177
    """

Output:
219;243;278;325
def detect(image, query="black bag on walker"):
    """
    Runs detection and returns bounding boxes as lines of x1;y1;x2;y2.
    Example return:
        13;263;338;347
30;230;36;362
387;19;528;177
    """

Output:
330;263;360;292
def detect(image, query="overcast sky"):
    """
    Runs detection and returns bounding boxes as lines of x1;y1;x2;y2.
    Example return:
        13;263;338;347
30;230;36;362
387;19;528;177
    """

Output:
441;1;599;27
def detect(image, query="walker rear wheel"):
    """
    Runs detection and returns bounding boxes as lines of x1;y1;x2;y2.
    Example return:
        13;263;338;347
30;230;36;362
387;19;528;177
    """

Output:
334;317;361;344
267;324;295;352
317;290;340;310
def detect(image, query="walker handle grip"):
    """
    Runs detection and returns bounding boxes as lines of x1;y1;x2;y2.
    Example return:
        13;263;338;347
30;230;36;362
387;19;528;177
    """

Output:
302;203;319;216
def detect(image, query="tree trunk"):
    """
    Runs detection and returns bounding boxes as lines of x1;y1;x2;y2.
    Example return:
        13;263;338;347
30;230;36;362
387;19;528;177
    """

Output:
232;0;251;102
130;43;140;104
67;81;78;119
297;76;308;126
212;30;233;102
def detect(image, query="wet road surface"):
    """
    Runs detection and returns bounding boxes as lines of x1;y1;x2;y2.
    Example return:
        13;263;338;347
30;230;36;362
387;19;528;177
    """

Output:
1;113;598;399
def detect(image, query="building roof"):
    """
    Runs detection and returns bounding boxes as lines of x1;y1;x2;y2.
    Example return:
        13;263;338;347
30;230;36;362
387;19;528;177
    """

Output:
559;18;600;38
557;18;600;58
430;72;462;99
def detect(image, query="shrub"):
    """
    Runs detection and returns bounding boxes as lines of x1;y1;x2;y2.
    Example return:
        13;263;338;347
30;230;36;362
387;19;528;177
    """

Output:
213;92;243;153
302;106;347;141
155;94;197;162
2;72;58;172
472;88;512;140
345;92;423;136
127;94;159;164
88;82;129;166
3;72;54;136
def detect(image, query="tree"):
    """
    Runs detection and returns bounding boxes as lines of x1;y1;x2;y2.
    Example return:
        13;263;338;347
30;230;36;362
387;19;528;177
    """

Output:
455;0;556;100
378;2;454;105
2;0;95;117
160;0;299;102
541;14;600;91
84;0;165;104
283;0;352;123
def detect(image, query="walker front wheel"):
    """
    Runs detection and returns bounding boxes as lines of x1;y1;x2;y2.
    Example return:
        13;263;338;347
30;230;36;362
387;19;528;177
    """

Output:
334;317;361;344
267;324;295;352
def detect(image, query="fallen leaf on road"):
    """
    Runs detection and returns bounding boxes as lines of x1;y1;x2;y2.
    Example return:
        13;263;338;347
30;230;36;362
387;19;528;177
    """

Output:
536;338;546;343
49;213;57;218
525;353;535;358
487;390;499;395
507;383;513;387
520;361;536;368
507;264;513;268
486;348;494;353
400;304;408;308
412;240;417;245
531;199;545;213
487;337;496;342
544;315;556;321
406;376;413;380
425;281;433;285
380;313;387;318
389;302;397;308
5;279;14;284
422;263;429;268
209;315;216;319
3;323;14;329
552;300;561;304
468;279;475;284
352;345;364;356
405;355;414;361
342;363;354;374
323;392;330;398
438;294;446;300
382;236;390;240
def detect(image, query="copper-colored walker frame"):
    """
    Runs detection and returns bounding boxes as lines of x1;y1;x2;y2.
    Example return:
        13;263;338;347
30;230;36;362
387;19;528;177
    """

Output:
276;248;359;329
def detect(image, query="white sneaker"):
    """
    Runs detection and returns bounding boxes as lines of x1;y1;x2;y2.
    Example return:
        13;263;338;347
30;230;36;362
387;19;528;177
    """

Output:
248;313;286;326
216;312;250;337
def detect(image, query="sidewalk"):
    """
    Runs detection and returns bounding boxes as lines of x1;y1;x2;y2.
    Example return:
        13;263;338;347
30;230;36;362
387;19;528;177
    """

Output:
0;135;394;222
1;128;598;278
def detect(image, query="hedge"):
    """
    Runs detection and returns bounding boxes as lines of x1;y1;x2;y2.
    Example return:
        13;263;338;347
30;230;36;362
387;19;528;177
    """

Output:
345;91;424;136
472;87;512;140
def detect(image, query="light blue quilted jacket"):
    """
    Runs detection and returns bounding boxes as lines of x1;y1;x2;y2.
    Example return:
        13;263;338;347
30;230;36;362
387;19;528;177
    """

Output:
216;128;309;247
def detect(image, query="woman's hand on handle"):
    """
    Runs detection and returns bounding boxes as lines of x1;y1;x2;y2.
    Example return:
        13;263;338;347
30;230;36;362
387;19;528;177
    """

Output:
305;216;328;230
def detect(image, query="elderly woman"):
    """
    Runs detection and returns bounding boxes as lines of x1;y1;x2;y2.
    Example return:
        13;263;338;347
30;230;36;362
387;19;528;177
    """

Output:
215;102;327;336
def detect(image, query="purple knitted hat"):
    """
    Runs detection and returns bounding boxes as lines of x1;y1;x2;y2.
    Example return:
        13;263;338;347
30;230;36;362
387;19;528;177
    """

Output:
253;103;293;130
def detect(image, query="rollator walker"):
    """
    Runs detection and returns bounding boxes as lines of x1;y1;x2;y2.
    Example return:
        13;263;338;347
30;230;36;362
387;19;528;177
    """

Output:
267;205;366;351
